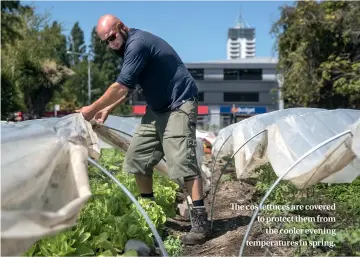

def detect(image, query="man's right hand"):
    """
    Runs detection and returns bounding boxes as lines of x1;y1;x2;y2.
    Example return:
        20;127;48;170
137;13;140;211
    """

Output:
94;109;110;124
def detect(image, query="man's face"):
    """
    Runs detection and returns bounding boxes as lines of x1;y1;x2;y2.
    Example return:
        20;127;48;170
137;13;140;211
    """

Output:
101;23;124;50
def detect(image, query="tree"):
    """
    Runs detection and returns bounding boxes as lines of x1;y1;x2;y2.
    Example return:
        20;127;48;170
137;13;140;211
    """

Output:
91;27;107;68
1;0;28;118
16;58;74;115
68;21;86;66
271;1;360;109
50;24;128;112
1;5;74;117
50;21;70;67
1;0;24;45
54;60;105;109
1;71;23;120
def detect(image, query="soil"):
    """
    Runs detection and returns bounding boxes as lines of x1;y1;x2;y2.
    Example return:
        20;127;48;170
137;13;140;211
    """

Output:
165;154;297;257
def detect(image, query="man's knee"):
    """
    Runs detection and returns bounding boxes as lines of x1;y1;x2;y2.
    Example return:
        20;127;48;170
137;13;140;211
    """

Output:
123;123;163;176
167;161;202;181
123;143;145;174
124;141;164;177
123;152;154;177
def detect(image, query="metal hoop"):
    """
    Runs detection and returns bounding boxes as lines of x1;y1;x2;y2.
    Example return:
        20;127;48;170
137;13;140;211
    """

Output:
238;130;352;257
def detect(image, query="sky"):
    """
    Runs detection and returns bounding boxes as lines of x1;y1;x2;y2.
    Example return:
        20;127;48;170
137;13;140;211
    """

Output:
26;1;295;62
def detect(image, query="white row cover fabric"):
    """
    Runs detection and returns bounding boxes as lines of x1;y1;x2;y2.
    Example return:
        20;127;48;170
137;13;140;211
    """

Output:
1;113;211;256
196;129;217;145
212;108;324;159
351;119;360;159
1;114;100;256
232;108;326;180
211;123;237;158
212;108;360;189
93;115;211;191
0;112;212;256
265;109;360;188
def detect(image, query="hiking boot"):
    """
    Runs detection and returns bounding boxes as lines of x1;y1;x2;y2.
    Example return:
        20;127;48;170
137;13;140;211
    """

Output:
182;206;209;245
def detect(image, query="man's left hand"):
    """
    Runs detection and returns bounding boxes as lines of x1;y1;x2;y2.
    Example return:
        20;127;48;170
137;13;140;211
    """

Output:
75;105;97;121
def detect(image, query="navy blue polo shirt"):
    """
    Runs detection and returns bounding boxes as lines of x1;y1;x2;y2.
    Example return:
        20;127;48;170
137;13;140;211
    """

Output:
116;28;198;113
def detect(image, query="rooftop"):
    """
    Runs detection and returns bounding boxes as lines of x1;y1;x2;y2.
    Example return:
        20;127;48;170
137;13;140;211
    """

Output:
187;57;278;65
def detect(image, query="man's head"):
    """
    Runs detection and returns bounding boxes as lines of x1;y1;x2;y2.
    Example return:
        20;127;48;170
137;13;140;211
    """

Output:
96;14;129;51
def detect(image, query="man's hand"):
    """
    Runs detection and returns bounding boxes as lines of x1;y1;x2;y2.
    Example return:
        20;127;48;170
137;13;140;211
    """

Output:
75;105;97;121
94;109;110;124
75;82;129;122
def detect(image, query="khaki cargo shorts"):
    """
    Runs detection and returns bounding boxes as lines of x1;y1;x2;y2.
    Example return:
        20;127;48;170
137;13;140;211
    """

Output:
123;99;201;180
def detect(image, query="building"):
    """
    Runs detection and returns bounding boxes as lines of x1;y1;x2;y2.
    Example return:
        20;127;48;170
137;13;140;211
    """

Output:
131;57;280;131
227;13;256;59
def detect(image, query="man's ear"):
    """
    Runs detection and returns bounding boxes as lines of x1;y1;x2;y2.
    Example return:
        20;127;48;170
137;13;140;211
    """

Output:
117;22;124;32
118;23;128;40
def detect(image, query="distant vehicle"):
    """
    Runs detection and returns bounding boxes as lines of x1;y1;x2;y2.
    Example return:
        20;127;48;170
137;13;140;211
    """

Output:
5;110;74;122
42;111;74;118
6;112;25;122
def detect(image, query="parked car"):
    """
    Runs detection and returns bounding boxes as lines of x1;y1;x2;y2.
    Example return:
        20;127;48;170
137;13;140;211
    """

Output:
6;112;41;122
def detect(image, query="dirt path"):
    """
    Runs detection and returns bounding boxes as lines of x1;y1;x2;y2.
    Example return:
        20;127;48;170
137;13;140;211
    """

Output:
165;156;295;257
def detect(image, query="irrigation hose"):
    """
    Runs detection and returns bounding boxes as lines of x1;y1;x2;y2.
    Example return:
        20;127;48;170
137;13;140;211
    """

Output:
238;130;352;257
88;157;169;257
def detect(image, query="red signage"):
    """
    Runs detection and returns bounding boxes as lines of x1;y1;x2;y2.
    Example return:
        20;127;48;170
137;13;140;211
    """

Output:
132;105;147;115
198;106;208;115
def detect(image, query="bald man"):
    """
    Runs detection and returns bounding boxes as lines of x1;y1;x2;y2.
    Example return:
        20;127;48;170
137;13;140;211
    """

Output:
77;14;209;245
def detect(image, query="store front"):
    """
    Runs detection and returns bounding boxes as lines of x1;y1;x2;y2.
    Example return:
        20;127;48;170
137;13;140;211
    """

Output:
219;106;267;128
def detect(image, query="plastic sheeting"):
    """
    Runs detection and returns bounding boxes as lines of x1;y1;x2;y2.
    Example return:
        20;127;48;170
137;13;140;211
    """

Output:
96;115;141;148
266;109;360;188
196;130;217;145
212;108;324;159
211;123;237;158
1;113;209;256
351;119;360;159
212;108;360;189
232;108;326;179
1;114;99;256
93;115;211;191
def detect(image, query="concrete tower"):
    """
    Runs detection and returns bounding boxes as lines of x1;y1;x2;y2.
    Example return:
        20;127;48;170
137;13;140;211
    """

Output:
226;12;256;59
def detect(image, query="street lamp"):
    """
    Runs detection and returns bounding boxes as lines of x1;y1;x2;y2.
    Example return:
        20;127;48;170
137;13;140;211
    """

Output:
66;50;93;105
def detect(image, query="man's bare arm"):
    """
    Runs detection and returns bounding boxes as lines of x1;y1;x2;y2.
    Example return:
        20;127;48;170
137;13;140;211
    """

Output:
90;82;129;114
102;91;129;113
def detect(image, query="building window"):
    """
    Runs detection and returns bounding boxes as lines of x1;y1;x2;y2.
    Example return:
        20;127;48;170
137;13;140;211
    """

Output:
188;69;204;80
223;69;262;80
223;92;259;102
224;69;238;80
239;69;262;80
198;92;204;102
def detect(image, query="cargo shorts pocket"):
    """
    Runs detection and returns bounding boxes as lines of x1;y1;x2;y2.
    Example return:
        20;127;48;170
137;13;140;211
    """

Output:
164;111;186;138
186;138;198;160
173;101;197;137
135;124;153;137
